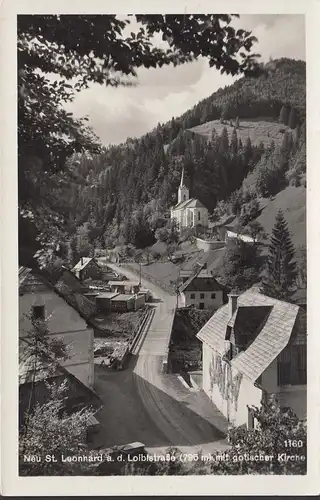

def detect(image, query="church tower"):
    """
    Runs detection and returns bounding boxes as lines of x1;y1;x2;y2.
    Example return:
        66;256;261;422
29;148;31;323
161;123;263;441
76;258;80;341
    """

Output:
178;167;189;203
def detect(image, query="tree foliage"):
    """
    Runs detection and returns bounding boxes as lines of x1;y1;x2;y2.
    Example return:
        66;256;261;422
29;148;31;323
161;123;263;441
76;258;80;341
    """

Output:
220;239;263;292
20;380;97;476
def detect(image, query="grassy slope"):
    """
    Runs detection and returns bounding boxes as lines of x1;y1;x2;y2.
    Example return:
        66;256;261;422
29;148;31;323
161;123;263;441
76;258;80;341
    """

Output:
188;118;291;147
256;185;306;248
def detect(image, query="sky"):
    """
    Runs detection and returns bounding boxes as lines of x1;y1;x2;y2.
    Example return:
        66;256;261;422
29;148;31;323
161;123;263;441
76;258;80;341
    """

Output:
66;14;305;146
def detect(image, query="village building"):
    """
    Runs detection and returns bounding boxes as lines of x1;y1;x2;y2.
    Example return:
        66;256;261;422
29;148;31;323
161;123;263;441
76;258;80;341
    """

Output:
178;269;223;310
197;290;306;427
110;293;145;312
170;167;208;231
19;267;95;389
108;280;140;295
72;257;102;281
95;292;120;313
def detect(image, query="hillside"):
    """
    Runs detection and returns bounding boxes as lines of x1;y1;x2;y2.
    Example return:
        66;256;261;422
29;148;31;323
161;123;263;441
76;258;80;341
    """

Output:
189;118;291;148
51;57;306;298
256;186;306;248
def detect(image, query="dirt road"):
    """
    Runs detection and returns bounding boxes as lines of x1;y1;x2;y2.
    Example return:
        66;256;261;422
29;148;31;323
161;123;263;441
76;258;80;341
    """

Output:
93;260;228;452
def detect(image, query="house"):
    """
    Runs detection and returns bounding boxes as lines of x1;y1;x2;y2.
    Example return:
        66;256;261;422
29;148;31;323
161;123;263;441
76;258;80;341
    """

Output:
110;294;135;312
19;267;95;389
170;167;208;231
95;292;119;313
178;269;223;310
197;290;306;427
72;257;102;281
108;280;140;295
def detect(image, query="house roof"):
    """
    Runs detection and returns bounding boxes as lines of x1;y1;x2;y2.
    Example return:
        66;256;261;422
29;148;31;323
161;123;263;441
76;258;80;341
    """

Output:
96;292;119;299
108;281;139;287
20;267;95;324
180;269;222;293
72;257;96;272
111;294;135;302
197;291;302;382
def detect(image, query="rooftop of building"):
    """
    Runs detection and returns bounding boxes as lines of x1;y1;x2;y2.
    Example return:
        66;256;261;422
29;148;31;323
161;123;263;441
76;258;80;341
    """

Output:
197;290;306;383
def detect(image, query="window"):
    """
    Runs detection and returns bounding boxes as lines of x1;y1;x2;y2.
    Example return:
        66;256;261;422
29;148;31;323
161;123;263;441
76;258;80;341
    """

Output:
32;305;45;320
211;293;216;299
190;293;195;299
200;293;205;299
198;211;201;221
199;302;205;310
278;345;306;386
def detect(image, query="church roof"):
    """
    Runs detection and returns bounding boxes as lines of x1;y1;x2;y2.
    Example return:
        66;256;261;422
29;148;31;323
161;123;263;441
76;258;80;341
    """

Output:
171;197;206;211
186;199;206;208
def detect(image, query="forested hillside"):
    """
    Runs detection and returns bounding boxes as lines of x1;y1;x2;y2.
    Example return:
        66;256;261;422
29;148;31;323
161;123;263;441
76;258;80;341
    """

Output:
20;58;306;269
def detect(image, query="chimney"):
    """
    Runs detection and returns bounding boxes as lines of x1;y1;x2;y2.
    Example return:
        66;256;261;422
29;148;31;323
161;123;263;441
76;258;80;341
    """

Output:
228;293;238;318
81;257;84;265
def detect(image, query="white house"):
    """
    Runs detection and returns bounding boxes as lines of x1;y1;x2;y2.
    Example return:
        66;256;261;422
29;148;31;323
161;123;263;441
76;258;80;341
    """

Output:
171;167;208;230
197;290;306;427
19;267;94;389
179;269;223;310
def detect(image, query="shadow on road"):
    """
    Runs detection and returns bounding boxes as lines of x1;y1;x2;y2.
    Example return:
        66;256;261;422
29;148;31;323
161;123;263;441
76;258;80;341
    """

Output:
92;355;227;450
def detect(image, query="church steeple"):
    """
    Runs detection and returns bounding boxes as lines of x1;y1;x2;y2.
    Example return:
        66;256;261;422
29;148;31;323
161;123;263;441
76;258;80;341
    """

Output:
178;167;189;203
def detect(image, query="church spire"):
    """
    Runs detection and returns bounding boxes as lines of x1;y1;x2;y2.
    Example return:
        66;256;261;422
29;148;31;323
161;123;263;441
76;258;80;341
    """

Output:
180;166;186;188
178;166;189;203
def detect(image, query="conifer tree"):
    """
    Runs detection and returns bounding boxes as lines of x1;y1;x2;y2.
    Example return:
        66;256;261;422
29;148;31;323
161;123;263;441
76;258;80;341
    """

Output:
230;128;238;157
262;210;297;301
288;107;297;129
279;105;289;125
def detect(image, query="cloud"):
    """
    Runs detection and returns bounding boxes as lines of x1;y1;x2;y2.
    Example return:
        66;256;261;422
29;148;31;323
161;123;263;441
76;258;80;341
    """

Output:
67;14;305;146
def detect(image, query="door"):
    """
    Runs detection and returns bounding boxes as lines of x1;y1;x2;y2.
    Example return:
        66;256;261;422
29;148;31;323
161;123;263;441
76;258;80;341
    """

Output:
199;302;204;310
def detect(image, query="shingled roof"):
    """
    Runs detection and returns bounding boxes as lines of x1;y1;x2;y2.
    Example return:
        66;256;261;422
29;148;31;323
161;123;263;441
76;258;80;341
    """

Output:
180;269;222;293
197;291;304;382
72;257;96;272
172;197;206;211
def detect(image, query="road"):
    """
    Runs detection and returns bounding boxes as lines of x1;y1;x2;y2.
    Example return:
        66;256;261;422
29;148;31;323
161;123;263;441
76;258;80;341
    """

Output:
94;260;229;453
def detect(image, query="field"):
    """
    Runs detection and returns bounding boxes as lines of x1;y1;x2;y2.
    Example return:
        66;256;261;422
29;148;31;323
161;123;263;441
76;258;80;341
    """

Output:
256;185;306;248
188;118;291;148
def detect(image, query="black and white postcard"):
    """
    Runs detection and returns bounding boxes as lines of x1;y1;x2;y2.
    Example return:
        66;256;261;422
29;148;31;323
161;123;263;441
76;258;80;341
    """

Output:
1;0;319;496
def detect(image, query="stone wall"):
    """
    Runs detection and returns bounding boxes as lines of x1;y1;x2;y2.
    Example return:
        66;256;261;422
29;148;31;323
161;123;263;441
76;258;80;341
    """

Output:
196;238;225;252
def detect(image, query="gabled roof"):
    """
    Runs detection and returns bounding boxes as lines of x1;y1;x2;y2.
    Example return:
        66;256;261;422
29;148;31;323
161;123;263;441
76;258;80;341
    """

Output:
19;267;95;323
171;197;206;211
72;257;96;272
171;198;194;211
180;269;222;293
185;199;206;209
197;291;303;382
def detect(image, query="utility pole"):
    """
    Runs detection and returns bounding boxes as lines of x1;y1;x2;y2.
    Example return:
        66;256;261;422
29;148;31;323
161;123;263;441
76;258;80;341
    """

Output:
175;268;181;308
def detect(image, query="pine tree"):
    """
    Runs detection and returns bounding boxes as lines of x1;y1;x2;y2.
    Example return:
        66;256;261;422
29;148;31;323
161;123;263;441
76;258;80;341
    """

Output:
262;210;297;301
279;105;289;125
288;107;297;129
219;127;229;155
230;128;238;157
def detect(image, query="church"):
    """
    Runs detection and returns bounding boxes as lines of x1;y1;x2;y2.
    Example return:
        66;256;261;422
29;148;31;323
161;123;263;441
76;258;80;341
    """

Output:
170;167;208;230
